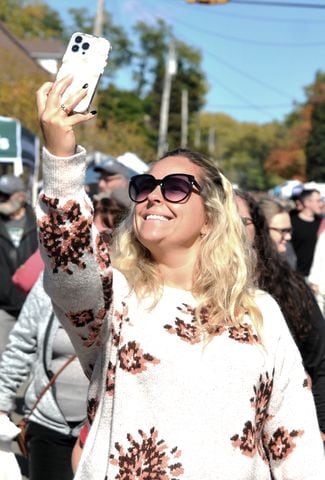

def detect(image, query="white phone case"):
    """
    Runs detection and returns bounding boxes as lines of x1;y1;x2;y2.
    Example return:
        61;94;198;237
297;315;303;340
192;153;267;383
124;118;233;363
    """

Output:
56;32;112;113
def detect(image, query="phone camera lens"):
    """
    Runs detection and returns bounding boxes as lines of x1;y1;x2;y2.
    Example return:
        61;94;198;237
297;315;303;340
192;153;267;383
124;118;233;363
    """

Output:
72;45;79;52
82;42;90;50
75;36;83;43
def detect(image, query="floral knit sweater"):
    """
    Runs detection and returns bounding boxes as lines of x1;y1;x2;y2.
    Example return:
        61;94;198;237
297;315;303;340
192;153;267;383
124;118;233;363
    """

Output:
36;147;325;480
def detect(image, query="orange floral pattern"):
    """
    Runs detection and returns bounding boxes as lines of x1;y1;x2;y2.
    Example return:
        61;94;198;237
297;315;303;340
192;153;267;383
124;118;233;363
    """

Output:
109;427;184;479
38;195;93;274
118;341;160;374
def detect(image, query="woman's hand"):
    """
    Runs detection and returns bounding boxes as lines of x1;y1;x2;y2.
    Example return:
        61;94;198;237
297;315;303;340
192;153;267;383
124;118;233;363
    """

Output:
36;75;96;157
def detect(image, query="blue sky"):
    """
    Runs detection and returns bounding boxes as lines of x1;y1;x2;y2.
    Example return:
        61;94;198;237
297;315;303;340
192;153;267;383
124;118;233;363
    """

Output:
46;0;325;125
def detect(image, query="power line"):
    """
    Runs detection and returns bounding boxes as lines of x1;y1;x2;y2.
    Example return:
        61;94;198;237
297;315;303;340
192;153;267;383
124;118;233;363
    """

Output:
208;72;276;119
161;0;325;22
173;15;325;47
182;6;325;24
207;103;295;109
231;0;325;9
202;49;294;99
139;1;302;113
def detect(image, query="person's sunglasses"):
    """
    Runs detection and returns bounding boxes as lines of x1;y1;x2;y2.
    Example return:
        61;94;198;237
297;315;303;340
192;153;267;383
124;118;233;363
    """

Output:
129;173;202;204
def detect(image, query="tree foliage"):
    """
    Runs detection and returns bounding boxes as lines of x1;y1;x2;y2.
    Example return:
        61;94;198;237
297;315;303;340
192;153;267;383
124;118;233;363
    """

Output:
304;71;325;182
132;19;207;152
0;0;63;38
196;113;281;189
3;1;325;185
0;44;49;133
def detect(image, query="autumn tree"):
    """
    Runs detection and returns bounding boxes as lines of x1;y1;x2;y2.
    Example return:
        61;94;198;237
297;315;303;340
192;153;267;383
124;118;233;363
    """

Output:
264;103;311;182
304;71;325;181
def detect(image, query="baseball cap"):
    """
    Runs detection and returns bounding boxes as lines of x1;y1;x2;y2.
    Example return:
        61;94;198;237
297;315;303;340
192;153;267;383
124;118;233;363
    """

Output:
0;175;25;195
94;158;137;179
94;158;132;178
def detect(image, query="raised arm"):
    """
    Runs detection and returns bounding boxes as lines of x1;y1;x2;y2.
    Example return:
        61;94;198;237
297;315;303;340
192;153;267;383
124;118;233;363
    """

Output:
35;77;113;377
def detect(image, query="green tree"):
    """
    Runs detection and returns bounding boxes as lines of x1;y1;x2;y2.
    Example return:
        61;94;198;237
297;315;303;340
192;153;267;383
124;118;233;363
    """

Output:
0;0;63;38
196;113;281;189
133;19;207;152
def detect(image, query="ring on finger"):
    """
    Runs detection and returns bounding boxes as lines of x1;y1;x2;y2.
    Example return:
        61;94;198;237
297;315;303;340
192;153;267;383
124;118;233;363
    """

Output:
60;104;69;114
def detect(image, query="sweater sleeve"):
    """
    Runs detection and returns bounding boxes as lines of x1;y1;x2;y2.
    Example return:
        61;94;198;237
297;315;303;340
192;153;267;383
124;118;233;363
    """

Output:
36;146;113;379
298;296;325;434
0;278;42;412
264;309;325;479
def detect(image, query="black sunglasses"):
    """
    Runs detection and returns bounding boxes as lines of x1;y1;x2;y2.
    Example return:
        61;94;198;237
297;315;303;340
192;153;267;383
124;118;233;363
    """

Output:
129;173;202;204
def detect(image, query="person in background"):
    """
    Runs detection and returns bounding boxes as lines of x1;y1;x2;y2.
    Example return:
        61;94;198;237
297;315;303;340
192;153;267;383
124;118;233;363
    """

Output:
0;274;88;480
236;190;325;444
309;229;325;316
93;157;135;209
258;196;296;269
290;188;323;277
0;175;38;357
34;76;325;479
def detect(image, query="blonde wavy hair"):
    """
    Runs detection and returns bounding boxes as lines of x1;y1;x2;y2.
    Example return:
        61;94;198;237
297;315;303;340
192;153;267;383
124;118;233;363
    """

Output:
112;148;262;335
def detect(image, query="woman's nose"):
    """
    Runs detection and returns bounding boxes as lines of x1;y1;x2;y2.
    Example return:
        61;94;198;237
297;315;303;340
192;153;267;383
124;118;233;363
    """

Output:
147;185;163;202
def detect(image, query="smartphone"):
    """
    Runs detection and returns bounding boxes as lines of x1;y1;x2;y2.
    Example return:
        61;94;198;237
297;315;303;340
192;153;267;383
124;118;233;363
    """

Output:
56;32;112;113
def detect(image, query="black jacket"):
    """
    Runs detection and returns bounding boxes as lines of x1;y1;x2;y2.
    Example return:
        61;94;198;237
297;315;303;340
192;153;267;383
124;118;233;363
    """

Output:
0;204;38;317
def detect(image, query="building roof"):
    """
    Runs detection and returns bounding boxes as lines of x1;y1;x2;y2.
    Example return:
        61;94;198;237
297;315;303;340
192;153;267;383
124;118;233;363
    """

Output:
0;22;47;75
21;38;65;59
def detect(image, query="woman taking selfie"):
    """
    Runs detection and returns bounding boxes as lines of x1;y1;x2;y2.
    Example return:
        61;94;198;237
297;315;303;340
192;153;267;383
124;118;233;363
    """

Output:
35;76;325;480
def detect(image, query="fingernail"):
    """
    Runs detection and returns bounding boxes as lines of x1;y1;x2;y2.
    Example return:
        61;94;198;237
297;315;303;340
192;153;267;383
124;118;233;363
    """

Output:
83;83;88;89
90;110;97;115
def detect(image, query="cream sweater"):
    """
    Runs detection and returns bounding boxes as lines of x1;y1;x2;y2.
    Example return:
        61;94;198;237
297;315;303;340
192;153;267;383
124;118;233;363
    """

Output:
36;147;325;480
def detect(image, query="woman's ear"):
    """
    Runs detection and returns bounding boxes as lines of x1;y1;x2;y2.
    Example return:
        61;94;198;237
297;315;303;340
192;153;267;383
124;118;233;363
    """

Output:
200;219;210;237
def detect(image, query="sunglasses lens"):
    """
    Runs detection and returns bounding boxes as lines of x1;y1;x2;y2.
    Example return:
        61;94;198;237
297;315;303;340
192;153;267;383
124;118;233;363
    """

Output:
163;176;192;202
129;176;156;203
129;174;195;203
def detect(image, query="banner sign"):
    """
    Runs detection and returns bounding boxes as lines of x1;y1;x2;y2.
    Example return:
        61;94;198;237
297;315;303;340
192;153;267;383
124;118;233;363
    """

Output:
0;117;20;160
0;116;38;176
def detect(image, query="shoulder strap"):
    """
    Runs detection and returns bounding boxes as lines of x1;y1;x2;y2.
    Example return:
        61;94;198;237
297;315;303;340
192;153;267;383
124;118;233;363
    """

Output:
43;311;55;379
26;353;77;419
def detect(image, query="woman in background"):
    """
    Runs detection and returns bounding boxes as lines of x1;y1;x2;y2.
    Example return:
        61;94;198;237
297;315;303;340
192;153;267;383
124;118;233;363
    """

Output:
0;274;89;480
258;196;296;269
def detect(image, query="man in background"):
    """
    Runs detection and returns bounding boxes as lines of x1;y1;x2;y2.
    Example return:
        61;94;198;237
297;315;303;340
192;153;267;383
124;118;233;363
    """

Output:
291;188;323;277
94;157;136;209
0;174;38;356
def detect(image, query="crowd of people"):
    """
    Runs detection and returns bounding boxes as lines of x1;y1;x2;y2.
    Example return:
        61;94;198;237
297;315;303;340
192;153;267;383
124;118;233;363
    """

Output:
0;75;325;479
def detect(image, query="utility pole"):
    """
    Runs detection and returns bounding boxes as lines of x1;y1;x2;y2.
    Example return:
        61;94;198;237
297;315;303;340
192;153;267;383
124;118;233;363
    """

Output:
157;42;177;158
194;114;201;149
181;89;188;148
208;127;216;153
93;0;105;36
